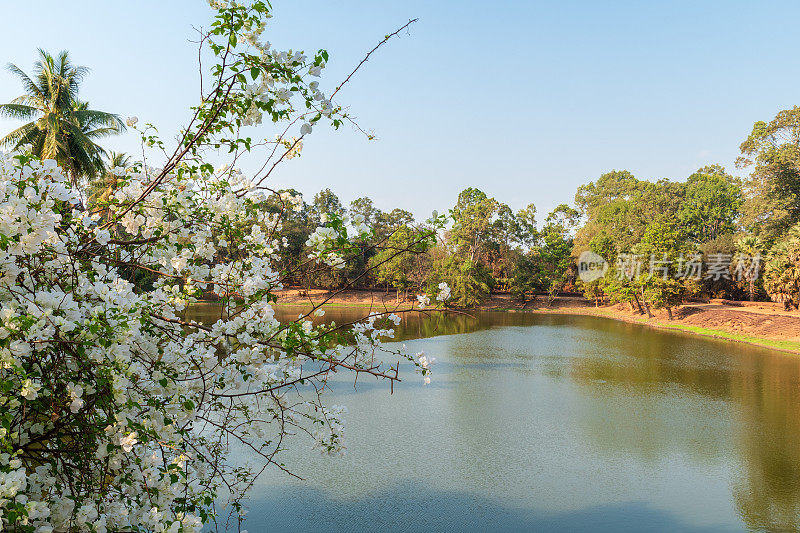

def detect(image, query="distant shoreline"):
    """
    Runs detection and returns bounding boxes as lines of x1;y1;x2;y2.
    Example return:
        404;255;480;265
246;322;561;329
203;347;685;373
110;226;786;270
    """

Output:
247;289;800;356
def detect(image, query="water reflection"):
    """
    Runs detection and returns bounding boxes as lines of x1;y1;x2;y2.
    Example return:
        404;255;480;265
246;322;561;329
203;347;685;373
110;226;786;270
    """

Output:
561;321;800;530
186;303;546;342
246;481;733;533
189;304;800;531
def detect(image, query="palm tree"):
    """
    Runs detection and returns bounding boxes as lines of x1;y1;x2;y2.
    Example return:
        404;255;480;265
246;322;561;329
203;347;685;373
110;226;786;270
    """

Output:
0;49;124;184
764;225;800;309
86;151;131;208
734;234;763;301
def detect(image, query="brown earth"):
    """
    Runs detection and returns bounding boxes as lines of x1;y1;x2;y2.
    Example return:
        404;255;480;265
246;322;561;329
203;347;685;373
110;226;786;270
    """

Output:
273;288;800;352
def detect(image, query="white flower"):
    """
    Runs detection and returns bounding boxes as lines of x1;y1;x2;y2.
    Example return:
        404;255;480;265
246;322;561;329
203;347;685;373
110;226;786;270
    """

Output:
95;228;111;246
314;308;325;317
126;116;138;127
416;352;435;384
300;123;313;135
120;432;138;453
416;294;430;309
436;282;451;301
67;383;84;413
417;352;435;369
20;378;41;400
388;313;401;325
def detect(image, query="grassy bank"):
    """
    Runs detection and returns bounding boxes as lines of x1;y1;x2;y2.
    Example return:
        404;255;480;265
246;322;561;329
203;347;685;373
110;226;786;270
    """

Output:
523;306;800;355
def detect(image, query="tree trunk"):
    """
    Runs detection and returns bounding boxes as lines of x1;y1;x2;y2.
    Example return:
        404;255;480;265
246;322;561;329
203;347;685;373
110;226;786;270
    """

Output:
632;294;644;315
666;306;673;320
749;278;755;302
640;288;653;318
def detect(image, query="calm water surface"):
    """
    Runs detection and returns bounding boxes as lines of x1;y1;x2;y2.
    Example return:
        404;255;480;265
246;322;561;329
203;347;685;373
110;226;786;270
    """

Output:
187;305;800;532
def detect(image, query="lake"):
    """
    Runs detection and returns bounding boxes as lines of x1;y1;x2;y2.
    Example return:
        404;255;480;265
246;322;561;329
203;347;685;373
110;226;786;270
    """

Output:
186;305;800;532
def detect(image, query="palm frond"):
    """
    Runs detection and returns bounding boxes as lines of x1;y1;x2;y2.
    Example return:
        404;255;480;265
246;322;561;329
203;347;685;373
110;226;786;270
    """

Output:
0;103;40;121
9;95;40;108
108;151;131;169
73;108;125;132
64;120;108;160
0;122;39;148
5;63;44;100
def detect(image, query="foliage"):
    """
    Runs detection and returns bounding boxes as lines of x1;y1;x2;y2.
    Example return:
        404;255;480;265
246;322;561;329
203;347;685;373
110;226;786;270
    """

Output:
601;271;642;312
432;256;492;308
697;233;739;299
763;224;800;307
737;106;800;241
0;50;124;183
734;234;764;301
581;278;605;306
370;225;434;295
678;165;743;243
574;170;669;253
510;254;540;302
448;187;499;262
641;275;686;318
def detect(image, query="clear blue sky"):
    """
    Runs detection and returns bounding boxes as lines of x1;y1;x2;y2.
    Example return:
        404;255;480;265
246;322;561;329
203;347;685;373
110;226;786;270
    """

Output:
2;1;800;221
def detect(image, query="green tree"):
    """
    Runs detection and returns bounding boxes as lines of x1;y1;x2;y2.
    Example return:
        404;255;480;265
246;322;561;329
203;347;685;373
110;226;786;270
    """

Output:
641;275;686;319
484;203;520;287
510;254;541;303
433;256;493;308
601;272;644;314
370;225;430;298
632;221;687;318
678;165;743;243
574;170;682;254
449;187;499;262
544;203;581;235
86;151;131;208
512;205;579;302
578;233;617;306
312;188;345;223
588;232;617;264
516;203;538;247
350;196;382;226
0;49;124;183
257;189;316;288
375;208;414;240
697;233;739;299
737;106;800;241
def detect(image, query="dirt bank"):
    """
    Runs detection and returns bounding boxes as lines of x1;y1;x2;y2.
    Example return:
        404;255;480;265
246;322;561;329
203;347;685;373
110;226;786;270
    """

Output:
273;289;800;354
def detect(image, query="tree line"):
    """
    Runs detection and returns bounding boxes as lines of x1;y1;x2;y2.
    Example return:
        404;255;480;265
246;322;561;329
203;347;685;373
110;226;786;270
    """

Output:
3;51;800;313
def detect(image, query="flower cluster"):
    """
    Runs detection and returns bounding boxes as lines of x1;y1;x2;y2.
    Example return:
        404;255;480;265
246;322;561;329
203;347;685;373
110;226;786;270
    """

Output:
0;1;420;529
0;148;428;531
416;282;451;309
304;213;373;269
